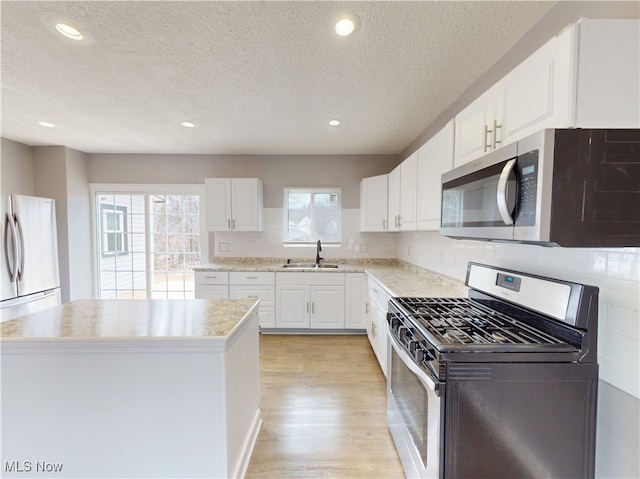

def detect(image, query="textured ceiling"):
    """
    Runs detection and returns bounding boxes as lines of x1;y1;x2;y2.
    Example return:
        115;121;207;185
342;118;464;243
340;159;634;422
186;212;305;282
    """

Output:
1;1;556;155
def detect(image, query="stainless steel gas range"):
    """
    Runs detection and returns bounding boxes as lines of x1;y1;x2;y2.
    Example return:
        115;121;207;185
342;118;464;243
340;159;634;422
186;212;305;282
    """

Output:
386;262;599;479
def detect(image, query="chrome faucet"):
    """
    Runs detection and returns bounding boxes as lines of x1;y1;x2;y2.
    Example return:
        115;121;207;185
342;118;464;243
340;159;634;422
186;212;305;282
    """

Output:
315;240;323;267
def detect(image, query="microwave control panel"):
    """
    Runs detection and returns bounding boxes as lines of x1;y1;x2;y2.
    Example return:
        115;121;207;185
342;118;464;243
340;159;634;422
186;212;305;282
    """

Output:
515;150;538;226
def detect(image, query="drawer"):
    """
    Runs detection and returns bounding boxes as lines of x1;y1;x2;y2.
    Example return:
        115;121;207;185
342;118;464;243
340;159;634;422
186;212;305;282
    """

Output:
229;285;275;307
229;272;275;285
195;284;229;299
368;279;390;308
195;271;229;285
276;272;345;286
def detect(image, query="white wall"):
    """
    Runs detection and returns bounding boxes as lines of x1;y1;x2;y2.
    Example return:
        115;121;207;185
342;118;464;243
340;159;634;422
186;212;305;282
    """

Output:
397;231;640;479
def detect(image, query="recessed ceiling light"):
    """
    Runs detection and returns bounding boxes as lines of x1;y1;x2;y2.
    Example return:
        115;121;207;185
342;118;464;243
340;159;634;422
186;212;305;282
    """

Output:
182;121;195;128
42;15;94;45
55;22;83;40
334;13;360;36
38;121;55;128
329;120;341;126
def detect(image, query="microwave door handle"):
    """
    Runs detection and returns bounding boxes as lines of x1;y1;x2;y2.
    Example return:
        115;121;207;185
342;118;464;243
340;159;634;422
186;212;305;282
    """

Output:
497;159;516;226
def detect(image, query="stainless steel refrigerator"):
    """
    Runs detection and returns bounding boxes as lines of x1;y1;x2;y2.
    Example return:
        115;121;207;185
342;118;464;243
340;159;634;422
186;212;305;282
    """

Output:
1;194;61;322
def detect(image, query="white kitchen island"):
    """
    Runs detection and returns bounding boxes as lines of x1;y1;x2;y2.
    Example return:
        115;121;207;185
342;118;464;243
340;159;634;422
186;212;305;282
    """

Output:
0;299;261;479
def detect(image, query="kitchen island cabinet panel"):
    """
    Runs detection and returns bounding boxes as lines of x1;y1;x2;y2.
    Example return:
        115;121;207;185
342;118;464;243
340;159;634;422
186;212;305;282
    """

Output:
1;299;261;479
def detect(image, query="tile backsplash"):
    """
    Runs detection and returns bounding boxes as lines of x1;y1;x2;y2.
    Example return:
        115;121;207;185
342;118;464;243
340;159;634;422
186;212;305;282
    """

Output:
211;208;397;260
396;231;640;400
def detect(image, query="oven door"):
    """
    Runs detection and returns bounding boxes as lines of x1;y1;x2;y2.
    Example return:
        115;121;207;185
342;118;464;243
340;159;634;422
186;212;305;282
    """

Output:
387;330;441;479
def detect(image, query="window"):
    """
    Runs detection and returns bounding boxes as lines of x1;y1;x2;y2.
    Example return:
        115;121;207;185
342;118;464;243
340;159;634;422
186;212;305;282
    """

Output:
93;186;206;300
100;204;128;255
284;188;341;245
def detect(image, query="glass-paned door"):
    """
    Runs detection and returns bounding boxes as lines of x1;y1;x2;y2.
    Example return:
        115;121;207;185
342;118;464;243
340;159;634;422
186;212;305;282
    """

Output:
95;191;201;299
150;194;200;299
97;194;147;299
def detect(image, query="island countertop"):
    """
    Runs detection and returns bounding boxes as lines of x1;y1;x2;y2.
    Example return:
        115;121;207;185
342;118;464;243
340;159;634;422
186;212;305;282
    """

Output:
0;298;259;341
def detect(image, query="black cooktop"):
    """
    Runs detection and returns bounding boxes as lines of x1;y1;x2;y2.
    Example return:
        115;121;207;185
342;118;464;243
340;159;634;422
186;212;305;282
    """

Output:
393;297;565;347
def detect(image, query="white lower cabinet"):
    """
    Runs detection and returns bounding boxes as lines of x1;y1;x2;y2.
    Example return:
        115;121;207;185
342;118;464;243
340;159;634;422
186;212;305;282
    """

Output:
196;270;366;332
366;276;389;376
194;272;229;299
345;273;366;329
276;273;345;329
228;272;275;328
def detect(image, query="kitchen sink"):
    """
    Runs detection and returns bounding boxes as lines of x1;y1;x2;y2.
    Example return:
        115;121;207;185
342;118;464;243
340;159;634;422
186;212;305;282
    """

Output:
282;263;339;269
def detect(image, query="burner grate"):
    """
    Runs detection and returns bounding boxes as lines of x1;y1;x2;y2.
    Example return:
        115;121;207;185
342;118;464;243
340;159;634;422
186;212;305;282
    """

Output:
394;297;563;346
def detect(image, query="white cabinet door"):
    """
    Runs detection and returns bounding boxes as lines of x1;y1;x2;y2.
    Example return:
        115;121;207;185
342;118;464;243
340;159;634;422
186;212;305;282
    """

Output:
495;26;573;147
454;87;496;167
205;178;263;232
360;175;389;232
276;285;310;328
387;165;401;231
230;179;263;231
366;277;389;376
399;152;418;231
345;273;366;329
258;307;275;328
416;120;454;231
310;286;345;329
194;284;229;299
205;179;232;231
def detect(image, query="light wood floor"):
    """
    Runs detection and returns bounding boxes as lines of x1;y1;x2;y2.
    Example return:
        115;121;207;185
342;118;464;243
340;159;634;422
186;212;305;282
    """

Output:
245;334;404;479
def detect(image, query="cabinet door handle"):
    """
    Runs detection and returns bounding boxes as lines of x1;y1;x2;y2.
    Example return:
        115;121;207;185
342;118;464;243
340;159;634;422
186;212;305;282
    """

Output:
227;219;231;229
311;303;315;313
382;218;386;230
306;302;310;313
372;321;377;337
397;215;401;228
365;302;370;314
484;124;492;152
493;120;502;148
232;218;236;229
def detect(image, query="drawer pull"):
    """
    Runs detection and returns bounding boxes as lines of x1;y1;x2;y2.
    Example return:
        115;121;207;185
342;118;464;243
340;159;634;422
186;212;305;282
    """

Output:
205;275;217;279
248;295;259;299
246;276;258;279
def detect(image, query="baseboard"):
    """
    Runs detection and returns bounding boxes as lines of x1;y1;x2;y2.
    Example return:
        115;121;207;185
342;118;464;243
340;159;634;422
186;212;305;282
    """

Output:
231;408;263;479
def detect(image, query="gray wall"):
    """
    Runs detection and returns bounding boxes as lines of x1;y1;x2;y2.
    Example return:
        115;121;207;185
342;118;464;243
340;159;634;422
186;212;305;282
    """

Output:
23;146;93;303
87;154;398;209
1;138;35;195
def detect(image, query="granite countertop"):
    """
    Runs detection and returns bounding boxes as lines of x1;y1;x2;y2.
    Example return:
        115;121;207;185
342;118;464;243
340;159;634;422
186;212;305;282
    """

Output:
195;258;469;298
0;299;258;340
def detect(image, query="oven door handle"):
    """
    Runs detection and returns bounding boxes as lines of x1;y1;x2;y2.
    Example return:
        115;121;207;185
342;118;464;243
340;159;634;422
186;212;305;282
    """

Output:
496;158;516;226
389;331;440;394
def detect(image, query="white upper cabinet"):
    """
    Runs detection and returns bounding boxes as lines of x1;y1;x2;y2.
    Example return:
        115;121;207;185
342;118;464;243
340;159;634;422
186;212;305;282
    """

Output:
205;178;263;232
399;152;417;231
360;174;389;232
416;120;455;230
386;155;417;232
454;19;640;167
387;164;401;231
453;88;497;167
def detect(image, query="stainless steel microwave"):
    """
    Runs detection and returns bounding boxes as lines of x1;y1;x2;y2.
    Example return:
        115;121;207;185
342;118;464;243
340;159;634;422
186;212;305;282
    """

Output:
440;128;640;247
